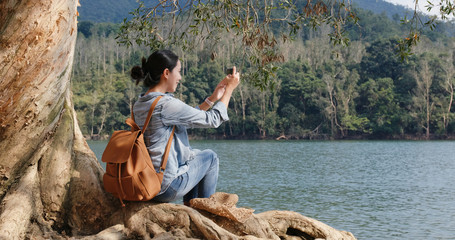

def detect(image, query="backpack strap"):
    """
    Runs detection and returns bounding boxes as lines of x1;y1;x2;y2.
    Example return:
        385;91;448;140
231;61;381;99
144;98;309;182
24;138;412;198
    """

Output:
159;125;176;172
142;96;163;133
131;95;163;133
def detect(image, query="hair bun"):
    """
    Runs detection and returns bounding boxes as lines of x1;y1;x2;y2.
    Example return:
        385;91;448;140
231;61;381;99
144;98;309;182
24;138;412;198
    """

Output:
131;52;178;88
130;65;144;85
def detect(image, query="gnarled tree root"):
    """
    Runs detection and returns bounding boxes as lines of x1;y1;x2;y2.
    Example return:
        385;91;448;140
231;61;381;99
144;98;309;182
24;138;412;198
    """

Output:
82;198;356;240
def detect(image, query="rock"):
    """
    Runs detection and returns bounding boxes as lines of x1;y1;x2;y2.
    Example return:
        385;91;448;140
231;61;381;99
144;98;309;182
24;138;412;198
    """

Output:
257;210;356;240
275;135;288;140
190;192;255;222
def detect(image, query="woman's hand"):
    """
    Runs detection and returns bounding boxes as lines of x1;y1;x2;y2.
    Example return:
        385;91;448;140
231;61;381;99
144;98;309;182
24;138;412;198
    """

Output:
224;66;240;90
209;80;227;102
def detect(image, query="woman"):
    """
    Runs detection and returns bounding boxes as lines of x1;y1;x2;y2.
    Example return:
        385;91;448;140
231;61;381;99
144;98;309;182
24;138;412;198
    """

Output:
130;50;240;205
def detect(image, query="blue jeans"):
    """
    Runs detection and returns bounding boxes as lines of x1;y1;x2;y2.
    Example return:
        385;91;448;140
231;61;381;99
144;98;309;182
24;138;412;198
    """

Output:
153;149;219;203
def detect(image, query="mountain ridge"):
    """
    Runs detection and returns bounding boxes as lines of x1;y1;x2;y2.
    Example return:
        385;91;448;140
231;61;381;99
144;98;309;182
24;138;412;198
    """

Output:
77;0;412;23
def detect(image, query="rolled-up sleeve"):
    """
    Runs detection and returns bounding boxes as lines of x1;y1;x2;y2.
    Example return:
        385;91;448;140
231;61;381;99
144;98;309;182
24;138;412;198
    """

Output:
161;98;229;128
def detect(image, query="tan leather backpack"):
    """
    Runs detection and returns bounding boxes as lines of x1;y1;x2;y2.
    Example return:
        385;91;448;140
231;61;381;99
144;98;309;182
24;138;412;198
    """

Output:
102;96;175;206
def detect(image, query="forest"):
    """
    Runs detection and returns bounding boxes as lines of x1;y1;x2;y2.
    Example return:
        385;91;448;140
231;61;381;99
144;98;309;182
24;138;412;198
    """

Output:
72;7;455;140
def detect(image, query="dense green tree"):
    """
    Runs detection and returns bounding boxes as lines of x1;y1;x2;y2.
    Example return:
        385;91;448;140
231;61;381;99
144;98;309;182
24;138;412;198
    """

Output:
357;77;402;136
360;39;406;83
277;60;323;136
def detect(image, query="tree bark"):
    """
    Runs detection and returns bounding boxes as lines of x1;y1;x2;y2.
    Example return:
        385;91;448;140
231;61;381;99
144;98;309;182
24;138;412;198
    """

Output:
0;1;357;239
0;0;117;238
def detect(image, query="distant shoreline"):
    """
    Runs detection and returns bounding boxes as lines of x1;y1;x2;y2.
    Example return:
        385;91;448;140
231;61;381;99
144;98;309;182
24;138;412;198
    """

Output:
189;133;455;141
86;134;455;141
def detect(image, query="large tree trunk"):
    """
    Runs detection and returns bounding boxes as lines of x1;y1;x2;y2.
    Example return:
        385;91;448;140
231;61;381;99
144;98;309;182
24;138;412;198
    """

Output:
0;1;356;239
0;0;117;238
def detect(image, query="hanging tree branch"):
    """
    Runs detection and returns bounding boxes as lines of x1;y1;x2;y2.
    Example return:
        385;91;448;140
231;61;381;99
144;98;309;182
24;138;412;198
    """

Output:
116;0;359;90
398;0;455;60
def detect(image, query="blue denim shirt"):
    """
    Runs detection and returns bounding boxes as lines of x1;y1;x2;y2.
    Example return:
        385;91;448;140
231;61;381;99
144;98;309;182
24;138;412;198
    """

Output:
133;92;229;194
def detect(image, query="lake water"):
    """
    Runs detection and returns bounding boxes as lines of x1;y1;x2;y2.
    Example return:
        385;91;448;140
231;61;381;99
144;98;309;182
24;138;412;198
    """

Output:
88;140;455;240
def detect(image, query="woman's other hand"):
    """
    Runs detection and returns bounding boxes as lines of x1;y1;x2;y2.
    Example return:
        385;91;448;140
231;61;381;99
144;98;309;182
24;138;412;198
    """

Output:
225;66;240;90
210;81;227;102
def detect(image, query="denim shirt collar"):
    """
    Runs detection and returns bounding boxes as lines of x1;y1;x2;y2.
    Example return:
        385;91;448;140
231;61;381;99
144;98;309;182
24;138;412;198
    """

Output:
138;92;174;102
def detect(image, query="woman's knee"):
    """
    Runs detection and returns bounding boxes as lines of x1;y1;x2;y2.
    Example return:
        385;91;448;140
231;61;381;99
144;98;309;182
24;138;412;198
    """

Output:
203;149;219;171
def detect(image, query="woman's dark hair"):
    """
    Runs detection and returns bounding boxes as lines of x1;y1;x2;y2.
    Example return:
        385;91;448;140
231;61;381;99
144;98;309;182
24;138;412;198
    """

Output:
130;50;179;88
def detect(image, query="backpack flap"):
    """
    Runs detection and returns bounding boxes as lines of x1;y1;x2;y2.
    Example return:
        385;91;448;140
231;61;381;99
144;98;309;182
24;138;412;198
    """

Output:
101;129;141;163
125;118;141;132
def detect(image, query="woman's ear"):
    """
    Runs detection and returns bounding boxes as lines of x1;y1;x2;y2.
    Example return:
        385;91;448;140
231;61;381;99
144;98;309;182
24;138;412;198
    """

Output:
163;68;170;79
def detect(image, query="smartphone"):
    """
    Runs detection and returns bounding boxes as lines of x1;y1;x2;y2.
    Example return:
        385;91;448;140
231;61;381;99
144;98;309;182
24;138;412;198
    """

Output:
225;68;234;75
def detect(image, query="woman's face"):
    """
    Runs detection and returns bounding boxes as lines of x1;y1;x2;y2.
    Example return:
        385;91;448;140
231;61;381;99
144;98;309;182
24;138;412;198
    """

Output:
166;60;182;93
